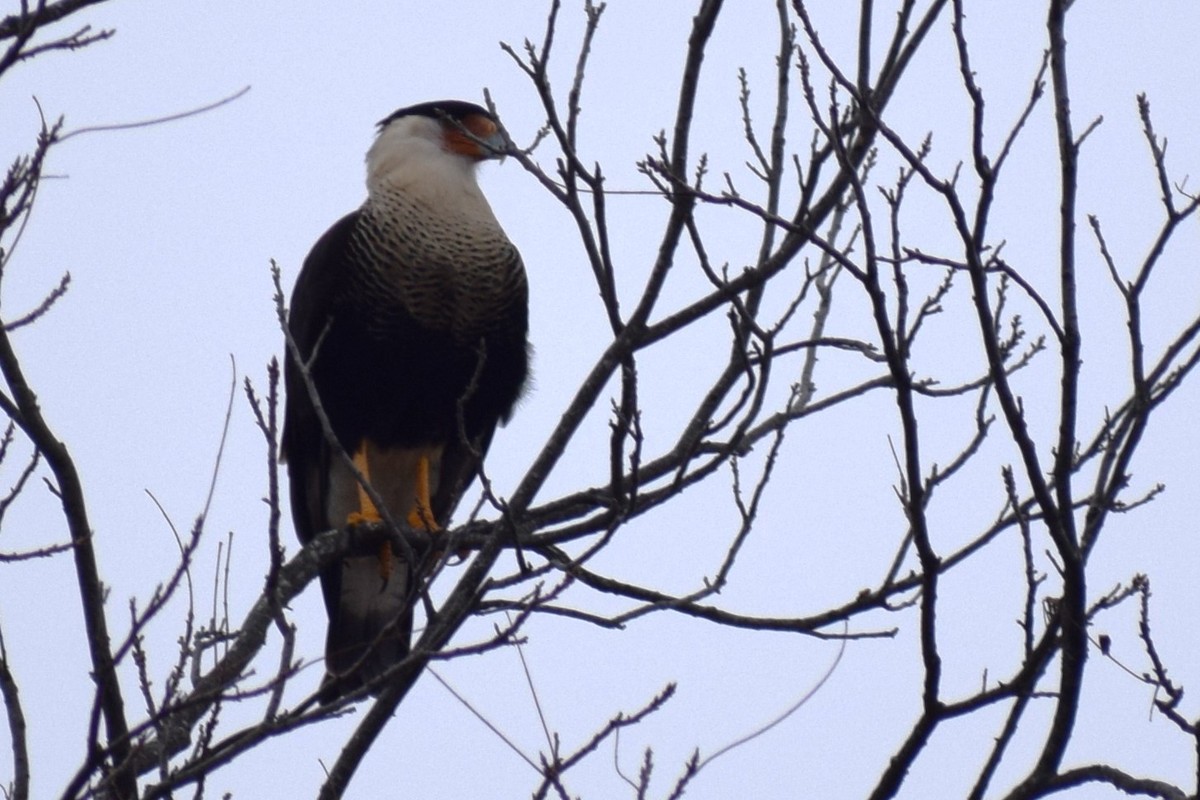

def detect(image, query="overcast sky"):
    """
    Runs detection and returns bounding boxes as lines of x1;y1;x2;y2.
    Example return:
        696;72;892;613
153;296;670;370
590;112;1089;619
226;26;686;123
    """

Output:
1;2;1198;798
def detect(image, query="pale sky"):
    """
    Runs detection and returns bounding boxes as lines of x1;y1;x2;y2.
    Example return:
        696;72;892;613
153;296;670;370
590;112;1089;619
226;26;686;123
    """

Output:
1;2;1198;798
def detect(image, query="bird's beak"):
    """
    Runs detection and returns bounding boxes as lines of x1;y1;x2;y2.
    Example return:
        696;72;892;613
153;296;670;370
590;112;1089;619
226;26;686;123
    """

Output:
480;128;509;162
446;114;509;162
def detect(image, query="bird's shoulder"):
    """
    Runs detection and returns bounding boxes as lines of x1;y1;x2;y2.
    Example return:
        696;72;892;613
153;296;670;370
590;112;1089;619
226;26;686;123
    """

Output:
288;210;362;345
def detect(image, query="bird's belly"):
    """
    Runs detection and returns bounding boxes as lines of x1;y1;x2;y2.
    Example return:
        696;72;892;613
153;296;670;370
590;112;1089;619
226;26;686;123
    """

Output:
317;318;524;452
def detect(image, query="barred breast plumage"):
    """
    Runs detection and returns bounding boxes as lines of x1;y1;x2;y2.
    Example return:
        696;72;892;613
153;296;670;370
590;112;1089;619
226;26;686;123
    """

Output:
349;190;527;340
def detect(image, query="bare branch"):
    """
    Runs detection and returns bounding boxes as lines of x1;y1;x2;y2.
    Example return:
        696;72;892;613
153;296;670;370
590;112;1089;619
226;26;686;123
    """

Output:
57;85;251;142
0;626;28;800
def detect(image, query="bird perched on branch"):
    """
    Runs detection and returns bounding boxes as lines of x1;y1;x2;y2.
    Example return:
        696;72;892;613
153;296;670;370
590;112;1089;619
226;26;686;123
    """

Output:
281;100;529;703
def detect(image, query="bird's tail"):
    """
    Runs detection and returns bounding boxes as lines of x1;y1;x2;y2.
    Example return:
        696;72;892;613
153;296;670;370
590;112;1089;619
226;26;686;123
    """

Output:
318;554;414;704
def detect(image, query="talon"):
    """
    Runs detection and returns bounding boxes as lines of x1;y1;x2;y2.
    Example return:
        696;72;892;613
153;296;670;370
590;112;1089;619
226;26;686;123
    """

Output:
377;540;393;581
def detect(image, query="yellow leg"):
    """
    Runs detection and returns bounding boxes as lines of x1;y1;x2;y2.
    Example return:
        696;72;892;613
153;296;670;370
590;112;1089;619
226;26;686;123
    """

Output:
345;443;392;580
346;445;382;525
407;453;441;532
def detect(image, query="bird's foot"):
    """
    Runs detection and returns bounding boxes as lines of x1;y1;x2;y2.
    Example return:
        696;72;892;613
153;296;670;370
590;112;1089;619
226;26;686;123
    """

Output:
345;510;380;527
406;504;440;533
343;509;393;580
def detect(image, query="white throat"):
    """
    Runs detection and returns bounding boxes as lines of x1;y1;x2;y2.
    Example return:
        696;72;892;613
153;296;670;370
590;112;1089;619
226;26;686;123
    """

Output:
365;116;488;211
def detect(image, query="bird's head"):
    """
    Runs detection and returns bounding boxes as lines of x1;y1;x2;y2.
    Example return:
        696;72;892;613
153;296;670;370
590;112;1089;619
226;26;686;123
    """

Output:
366;100;508;195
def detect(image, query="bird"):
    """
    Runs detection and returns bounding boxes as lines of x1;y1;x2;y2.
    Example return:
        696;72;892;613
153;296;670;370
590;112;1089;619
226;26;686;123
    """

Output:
281;100;529;703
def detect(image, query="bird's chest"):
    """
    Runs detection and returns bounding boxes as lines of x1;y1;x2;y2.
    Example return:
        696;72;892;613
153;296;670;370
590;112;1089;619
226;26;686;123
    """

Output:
347;199;516;338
